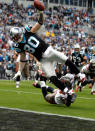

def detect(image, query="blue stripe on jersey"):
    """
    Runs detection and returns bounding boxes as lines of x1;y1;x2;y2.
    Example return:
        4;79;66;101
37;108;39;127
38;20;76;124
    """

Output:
25;25;30;32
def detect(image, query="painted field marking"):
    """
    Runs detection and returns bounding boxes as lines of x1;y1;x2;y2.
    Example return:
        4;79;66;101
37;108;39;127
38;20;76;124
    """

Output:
0;88;95;100
0;106;95;121
0;89;41;95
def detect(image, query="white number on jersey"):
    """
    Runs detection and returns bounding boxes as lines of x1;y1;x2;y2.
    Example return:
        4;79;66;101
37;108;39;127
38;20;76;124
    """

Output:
24;36;39;53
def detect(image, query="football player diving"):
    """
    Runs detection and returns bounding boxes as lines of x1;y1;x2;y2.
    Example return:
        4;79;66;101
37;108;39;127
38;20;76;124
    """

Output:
10;10;81;97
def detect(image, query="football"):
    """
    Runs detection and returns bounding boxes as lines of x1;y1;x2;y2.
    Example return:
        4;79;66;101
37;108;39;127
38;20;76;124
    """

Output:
34;0;45;11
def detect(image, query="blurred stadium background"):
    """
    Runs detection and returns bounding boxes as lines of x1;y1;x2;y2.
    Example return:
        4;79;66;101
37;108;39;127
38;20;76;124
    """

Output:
0;0;95;130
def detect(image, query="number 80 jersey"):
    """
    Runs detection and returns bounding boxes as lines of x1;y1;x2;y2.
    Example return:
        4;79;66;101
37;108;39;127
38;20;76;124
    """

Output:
13;25;49;61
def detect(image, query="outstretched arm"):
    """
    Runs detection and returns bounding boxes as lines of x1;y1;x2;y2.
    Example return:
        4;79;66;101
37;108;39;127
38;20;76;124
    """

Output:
31;11;44;33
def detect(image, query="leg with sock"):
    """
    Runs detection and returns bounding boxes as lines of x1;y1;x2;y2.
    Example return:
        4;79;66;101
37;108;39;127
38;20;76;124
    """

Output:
50;76;66;91
16;76;20;88
46;86;54;93
41;87;48;98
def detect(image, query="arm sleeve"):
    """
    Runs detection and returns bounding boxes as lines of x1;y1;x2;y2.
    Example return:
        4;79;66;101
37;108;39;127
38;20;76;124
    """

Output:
24;25;32;32
38;12;44;25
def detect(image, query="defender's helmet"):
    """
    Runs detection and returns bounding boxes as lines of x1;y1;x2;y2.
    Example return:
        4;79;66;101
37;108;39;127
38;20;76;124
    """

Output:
10;27;24;42
89;59;95;73
61;79;76;106
61;88;77;107
66;89;77;107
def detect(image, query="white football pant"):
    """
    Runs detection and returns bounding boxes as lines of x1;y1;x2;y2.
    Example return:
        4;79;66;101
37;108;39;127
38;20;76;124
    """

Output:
40;46;68;77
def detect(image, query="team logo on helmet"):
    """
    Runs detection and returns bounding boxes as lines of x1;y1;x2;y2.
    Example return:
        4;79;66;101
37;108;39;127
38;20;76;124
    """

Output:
10;27;24;42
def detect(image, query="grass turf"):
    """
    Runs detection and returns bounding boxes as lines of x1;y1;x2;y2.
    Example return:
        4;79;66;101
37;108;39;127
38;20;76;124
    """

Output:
0;80;95;119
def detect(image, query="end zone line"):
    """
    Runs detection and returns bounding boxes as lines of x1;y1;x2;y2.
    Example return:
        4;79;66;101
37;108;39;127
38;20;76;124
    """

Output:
0;106;95;122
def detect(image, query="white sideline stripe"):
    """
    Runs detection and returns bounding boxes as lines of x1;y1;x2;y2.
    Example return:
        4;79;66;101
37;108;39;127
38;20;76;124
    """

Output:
77;97;95;100
0;106;95;121
0;89;95;100
0;89;41;95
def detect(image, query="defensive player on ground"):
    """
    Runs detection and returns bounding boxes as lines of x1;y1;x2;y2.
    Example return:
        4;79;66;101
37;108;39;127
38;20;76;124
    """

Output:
10;3;81;94
80;59;95;95
33;70;77;107
40;79;77;106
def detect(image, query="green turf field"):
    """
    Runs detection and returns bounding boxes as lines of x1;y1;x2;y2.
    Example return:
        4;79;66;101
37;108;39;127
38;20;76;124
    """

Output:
0;80;95;119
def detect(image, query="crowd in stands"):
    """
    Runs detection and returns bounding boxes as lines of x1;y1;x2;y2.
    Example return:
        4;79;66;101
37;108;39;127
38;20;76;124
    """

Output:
0;2;95;79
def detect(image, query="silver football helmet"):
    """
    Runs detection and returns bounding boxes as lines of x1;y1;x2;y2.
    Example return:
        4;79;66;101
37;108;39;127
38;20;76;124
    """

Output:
74;44;80;53
10;27;24;42
61;88;77;107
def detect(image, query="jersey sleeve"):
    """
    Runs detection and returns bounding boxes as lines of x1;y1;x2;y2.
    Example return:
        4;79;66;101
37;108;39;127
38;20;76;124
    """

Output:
24;25;32;32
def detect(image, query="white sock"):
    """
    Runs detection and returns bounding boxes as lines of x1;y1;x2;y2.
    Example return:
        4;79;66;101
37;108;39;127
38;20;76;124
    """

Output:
16;81;20;88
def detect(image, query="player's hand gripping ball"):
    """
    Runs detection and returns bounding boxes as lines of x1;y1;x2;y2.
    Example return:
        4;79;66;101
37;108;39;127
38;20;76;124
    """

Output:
34;0;45;11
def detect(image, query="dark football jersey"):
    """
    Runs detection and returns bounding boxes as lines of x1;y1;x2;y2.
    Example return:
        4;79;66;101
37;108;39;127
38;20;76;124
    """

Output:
72;52;84;67
13;25;49;61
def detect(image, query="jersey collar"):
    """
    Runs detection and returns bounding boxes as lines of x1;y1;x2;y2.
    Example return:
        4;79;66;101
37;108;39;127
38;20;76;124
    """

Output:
20;34;26;43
